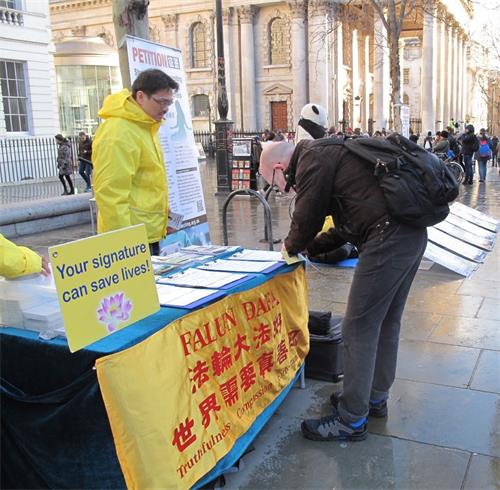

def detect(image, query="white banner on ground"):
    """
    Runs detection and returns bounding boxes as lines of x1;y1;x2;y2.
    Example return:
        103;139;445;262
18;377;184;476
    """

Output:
126;36;210;253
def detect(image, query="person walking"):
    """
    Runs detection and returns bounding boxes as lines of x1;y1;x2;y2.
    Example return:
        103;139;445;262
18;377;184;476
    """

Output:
55;134;74;195
491;136;498;167
477;134;492;182
92;69;179;255
423;131;433;151
459;125;479;185
266;140;427;441
77;131;93;192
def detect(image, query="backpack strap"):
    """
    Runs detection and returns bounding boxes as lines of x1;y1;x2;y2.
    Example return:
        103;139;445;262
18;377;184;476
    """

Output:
284;137;345;192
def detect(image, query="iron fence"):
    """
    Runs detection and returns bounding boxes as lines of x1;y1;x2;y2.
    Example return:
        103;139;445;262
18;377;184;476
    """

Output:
0;136;79;184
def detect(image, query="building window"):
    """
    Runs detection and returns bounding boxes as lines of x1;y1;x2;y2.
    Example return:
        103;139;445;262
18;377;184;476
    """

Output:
190;22;208;68
403;93;409;105
0;60;29;132
192;94;209;117
403;68;410;85
269;17;288;65
0;0;18;9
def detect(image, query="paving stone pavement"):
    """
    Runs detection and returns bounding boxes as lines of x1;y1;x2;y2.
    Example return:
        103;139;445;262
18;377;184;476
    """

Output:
2;159;500;489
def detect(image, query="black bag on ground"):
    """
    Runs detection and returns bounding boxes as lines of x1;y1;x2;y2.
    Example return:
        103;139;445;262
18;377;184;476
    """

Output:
308;310;332;335
344;133;459;228
305;315;344;382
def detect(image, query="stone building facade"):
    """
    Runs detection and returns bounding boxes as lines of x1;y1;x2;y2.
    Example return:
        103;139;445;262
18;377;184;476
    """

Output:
49;0;490;134
1;0;59;137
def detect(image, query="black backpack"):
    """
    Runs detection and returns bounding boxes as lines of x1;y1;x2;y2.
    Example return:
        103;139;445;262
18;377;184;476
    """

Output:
286;134;459;228
344;134;459;228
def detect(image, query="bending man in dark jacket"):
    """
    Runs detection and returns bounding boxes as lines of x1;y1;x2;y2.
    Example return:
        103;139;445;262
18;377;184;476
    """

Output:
282;139;427;441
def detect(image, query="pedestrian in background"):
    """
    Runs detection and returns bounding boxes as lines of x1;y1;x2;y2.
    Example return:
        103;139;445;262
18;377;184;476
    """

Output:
92;69;179;255
459;125;479;185
423;131;433;151
77;131;93;192
55;134;74;195
477;133;492;183
491;135;498;167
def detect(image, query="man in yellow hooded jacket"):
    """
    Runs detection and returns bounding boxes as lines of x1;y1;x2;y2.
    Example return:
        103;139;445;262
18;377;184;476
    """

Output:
0;234;50;278
92;69;179;254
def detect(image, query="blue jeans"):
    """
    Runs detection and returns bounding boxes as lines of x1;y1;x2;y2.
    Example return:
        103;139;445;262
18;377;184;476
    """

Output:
463;154;473;183
478;158;488;181
78;158;92;188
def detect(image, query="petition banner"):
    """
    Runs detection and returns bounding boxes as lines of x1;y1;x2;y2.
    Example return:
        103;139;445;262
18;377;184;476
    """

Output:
49;224;159;352
96;266;309;489
126;36;210;252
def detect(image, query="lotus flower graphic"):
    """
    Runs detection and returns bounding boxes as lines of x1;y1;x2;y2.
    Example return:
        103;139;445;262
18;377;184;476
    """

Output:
97;293;132;332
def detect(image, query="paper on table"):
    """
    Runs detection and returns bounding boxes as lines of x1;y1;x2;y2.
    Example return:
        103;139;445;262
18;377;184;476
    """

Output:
158;268;249;289
281;249;305;265
156;284;221;307
180;245;241;256
199;259;283;274
227;249;285;262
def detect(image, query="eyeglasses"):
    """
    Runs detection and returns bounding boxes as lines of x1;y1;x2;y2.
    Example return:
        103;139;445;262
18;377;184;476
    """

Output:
151;95;175;107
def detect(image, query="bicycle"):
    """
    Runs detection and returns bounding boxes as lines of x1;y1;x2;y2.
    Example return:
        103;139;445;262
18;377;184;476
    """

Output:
434;152;465;184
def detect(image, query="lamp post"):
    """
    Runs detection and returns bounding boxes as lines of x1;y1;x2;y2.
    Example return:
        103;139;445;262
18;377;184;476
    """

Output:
214;0;233;194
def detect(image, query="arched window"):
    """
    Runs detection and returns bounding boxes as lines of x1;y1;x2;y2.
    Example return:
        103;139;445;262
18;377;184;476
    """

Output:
402;93;410;105
192;94;210;117
190;22;208;68
269;17;288;65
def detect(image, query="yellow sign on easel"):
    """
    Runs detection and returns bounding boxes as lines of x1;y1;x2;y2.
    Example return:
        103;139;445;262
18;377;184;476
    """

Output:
49;224;159;352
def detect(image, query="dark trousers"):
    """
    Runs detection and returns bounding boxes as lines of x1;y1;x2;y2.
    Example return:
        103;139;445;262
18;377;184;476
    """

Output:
149;242;160;256
338;222;427;424
463;154;474;183
59;174;74;194
78;158;92;188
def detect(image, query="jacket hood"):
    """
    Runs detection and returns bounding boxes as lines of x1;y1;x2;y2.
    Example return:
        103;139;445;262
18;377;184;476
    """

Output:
98;89;160;128
466;124;475;133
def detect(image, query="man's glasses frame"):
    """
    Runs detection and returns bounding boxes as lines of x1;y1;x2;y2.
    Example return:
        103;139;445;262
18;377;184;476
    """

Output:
151;95;175;107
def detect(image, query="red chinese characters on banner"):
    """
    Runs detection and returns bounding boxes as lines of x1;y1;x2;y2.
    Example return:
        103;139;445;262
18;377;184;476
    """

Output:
276;339;288;365
189;360;210;394
257;351;274;377
253;322;271;348
211;346;232;376
219;375;239;407
234;333;250;360
199;393;222;428
172;417;197;452
288;329;300;347
239;361;257;392
273;313;282;337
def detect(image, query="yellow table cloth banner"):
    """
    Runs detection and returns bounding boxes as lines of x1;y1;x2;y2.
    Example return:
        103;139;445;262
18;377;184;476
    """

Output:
96;266;309;489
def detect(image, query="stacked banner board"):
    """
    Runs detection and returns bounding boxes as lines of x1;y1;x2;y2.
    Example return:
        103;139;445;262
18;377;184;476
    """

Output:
424;202;499;277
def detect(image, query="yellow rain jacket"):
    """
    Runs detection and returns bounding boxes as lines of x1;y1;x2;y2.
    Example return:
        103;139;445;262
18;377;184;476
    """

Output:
93;89;168;243
0;234;41;278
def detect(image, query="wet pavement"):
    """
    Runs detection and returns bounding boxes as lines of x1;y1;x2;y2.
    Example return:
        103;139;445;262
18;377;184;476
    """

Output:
2;159;500;489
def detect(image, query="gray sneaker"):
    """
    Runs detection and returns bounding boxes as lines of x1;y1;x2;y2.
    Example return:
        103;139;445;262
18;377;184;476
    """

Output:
330;391;388;418
301;413;367;441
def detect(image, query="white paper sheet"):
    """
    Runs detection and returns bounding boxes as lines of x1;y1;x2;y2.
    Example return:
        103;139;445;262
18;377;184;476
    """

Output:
158;268;248;289
227;249;285;262
156;284;220;307
199;259;282;273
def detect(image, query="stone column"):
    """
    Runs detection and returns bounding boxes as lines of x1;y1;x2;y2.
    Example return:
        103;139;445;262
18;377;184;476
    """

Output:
374;15;386;130
308;0;329;109
444;22;453;126
222;8;235;121
161;14;178;48
352;29;361;127
421;8;435;134
363;34;370;131
238;6;257;130
458;34;465;121
433;11;441;132
288;0;308;123
437;14;445;129
451;25;459;122
462;38;468;121
333;11;343;126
